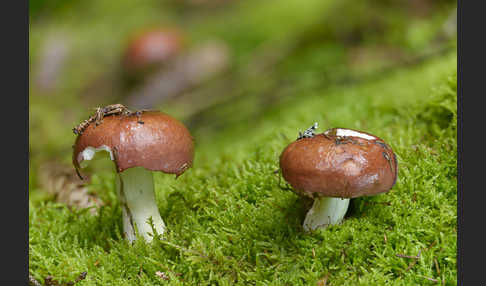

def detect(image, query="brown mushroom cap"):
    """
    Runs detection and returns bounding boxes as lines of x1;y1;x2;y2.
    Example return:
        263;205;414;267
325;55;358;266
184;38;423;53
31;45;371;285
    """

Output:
279;128;397;198
123;28;184;72
73;111;194;176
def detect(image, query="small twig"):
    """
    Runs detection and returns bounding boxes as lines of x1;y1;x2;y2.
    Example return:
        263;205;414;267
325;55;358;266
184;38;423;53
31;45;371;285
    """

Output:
383;233;387;244
397;249;422;272
396;249;421;259
399;242;437;272
297;122;318;140
434;258;441;275
419;275;439;283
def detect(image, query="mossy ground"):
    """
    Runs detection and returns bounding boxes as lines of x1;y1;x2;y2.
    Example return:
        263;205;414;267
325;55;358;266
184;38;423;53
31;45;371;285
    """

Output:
29;0;457;285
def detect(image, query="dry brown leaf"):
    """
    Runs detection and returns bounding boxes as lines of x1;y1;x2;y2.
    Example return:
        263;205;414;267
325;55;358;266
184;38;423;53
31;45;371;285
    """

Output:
37;161;104;214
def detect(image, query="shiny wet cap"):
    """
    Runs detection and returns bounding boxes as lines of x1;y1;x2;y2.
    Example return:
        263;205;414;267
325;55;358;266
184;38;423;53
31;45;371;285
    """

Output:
279;128;397;198
73;111;194;176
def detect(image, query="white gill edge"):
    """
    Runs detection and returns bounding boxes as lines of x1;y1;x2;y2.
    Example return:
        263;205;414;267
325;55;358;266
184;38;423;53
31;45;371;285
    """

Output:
78;145;114;168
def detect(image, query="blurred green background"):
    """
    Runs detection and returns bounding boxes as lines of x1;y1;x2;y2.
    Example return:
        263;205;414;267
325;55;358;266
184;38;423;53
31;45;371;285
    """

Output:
29;0;456;163
29;0;457;285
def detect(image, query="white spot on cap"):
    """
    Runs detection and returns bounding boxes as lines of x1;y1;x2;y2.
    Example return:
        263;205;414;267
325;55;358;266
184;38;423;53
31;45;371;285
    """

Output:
334;129;376;140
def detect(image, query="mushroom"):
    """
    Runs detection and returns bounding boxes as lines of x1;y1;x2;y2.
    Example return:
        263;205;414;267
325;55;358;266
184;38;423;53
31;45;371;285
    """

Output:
122;28;185;78
72;107;194;242
279;125;397;231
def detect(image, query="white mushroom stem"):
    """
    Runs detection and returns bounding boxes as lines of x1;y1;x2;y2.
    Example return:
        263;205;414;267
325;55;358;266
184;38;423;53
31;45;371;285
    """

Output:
303;197;350;231
115;167;166;242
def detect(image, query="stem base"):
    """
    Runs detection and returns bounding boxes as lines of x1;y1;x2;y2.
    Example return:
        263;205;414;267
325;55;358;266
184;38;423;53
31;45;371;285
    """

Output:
303;197;350;231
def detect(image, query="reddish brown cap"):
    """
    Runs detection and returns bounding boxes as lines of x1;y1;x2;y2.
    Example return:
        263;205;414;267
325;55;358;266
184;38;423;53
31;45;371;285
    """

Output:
123;28;184;72
73;111;194;176
279;128;397;199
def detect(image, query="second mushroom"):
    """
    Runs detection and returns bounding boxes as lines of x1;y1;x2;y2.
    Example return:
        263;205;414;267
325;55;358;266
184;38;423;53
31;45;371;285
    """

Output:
279;124;398;231
72;104;194;242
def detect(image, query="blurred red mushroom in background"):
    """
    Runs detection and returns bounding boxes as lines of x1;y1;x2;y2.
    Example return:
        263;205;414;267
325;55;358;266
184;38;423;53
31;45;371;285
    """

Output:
122;27;185;87
125;40;230;109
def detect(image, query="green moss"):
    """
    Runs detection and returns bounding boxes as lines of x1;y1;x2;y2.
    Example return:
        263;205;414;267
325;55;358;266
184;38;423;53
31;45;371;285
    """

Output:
29;53;456;285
